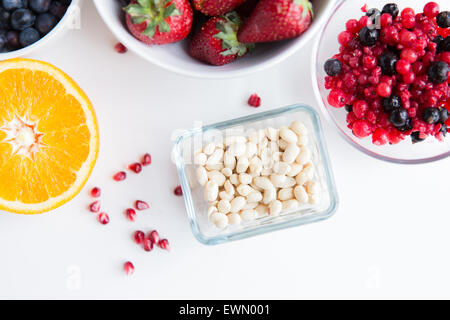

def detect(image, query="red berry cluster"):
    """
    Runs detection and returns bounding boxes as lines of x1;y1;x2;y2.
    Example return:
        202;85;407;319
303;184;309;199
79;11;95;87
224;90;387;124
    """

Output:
324;2;449;145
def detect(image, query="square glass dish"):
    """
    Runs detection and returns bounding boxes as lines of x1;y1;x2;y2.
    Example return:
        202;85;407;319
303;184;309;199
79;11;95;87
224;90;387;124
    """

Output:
173;105;339;245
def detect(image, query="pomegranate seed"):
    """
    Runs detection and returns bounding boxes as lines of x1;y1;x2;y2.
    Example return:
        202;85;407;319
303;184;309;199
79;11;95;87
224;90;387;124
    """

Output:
141;153;152;166
158;239;170;251
143;238;154;252
174;185;183;196
247;94;261;107
134;231;145;244
90;187;101;198
135;200;149;211
114;42;127;54
89;201;101;213
123;261;134;276
113;171;127;181
98;212;110;225
148;230;160;244
129;163;142;174
126;208;137;222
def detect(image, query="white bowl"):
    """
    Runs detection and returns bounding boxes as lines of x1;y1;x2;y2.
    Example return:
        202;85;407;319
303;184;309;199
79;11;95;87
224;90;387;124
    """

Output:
93;0;337;78
0;0;81;60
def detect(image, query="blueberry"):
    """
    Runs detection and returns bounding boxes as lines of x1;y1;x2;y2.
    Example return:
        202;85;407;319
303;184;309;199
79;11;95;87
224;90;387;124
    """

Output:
441;124;448;136
324;58;342;76
433;35;444;53
411;132;425;144
29;0;51;13
49;1;68;18
381;3;399;19
0;8;10;29
439;107;449;124
0;30;6;50
422;107;440;124
10;8;35;31
6;30;19;47
427;61;449;84
18;26;39;47
436;11;450;28
439;36;450;53
398;118;412;132
359;26;379;46
345;105;353;112
1;0;26;11
382;94;401;113
366;8;381;24
35;12;56;34
389;108;409;128
378;51;398;75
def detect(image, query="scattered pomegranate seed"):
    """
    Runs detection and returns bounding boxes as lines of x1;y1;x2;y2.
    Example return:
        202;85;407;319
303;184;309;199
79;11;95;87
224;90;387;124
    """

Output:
361;4;368;12
135;200;149;211
174;185;183;196
141;153;152;166
148;230;160;244
134;231;145;245
98;212;110;225
143;238;154;252
129;162;142;174
126;208;137;222
247;94;261;107
123;261;134;276
158;239;170;251
114;42;127;54
90;187;101;198
113;171;127;181
89;201;101;213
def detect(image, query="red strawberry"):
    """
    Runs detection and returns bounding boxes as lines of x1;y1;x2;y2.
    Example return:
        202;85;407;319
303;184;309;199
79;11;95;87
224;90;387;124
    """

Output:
193;0;246;16
189;12;254;66
124;0;193;45
238;0;313;43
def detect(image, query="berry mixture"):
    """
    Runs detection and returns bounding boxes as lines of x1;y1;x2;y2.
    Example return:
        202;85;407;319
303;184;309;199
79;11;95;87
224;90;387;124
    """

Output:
324;2;450;145
0;0;71;53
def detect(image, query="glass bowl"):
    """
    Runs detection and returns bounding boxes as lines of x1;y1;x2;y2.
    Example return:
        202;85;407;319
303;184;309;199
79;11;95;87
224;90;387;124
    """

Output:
311;0;450;164
173;105;338;245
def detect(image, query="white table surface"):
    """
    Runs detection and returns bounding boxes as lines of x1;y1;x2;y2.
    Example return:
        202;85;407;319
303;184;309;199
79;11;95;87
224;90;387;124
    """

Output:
1;0;449;300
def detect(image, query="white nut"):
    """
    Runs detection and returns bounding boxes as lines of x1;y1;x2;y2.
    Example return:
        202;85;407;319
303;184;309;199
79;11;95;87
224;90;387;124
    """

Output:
203;142;216;155
263;186;276;205
297;134;309;146
221;167;233;177
219;191;234;201
309;193;321;204
249;156;263;176
207;170;226;186
224;180;235;194
206;163;224;171
278;188;294;201
306;180;320;195
206;149;224;166
223;151;236;169
229;174;239;185
296;147;311;165
279;126;298;144
269;200;282;217
227;213;241;225
204;180;219;202
194;153;207;166
241;209;257;222
265;127;279;141
210;212;228;229
260;168;272;176
239;173;253;185
247;190;263;203
255;204;269;217
196;166;208;186
270;174;296;188
282;199;300;211
253;176;274;190
230;196;246;213
287;163;303;177
245;142;257;158
283;143;300;164
207;205;218;217
237;184;254;197
243;202;258;210
273;162;291;175
290;120;308;137
236;157;249;173
294;185;309;203
228;141;246;157
218;200;231;214
295;163;314;185
278;139;289;151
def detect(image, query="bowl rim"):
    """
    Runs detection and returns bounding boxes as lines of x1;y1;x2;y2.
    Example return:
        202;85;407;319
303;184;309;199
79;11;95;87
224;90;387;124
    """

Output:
311;0;450;165
0;0;81;60
172;104;339;245
93;0;338;79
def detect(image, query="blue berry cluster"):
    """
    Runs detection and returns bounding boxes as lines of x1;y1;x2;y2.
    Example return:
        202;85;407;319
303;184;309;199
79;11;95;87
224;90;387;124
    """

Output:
0;0;71;52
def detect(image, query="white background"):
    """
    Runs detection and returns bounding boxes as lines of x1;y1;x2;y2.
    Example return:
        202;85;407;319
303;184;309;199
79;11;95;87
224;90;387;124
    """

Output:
0;0;449;300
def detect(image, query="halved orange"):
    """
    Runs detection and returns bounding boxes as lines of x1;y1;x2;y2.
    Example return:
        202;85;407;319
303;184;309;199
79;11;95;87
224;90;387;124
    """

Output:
0;59;99;214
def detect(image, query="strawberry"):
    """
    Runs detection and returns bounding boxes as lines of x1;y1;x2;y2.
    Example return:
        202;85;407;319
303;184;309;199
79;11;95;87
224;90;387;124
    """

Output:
238;0;313;43
124;0;193;45
189;12;254;66
192;0;247;16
